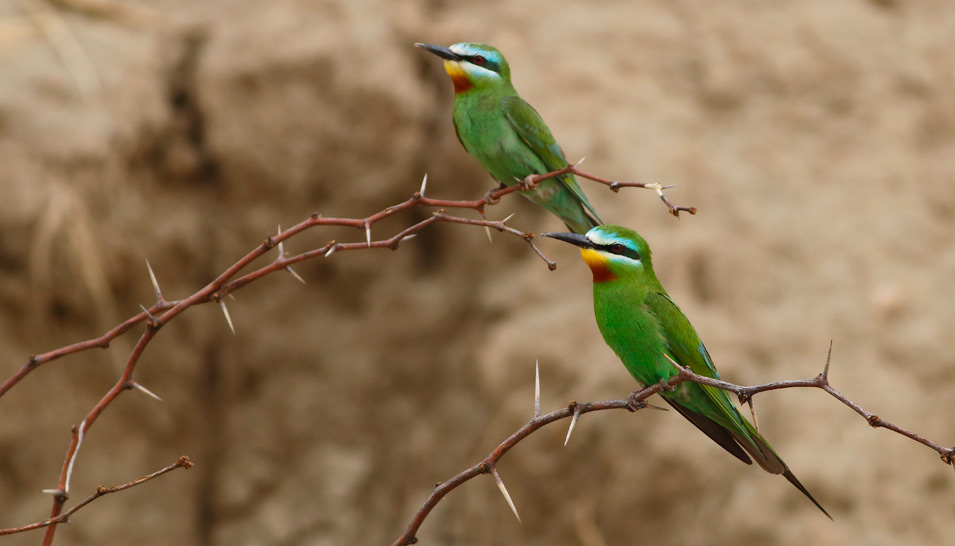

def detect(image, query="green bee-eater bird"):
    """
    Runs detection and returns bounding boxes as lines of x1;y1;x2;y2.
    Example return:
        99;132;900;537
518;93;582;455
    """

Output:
415;42;601;235
544;225;831;518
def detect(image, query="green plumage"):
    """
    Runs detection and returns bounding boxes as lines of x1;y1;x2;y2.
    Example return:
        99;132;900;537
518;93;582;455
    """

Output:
417;42;601;234
545;225;831;518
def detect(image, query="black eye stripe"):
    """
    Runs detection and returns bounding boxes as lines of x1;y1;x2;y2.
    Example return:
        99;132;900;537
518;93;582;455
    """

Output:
599;243;641;261
466;55;495;69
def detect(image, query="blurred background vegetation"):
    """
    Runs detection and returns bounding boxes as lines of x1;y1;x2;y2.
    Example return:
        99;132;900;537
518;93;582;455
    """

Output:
1;0;954;544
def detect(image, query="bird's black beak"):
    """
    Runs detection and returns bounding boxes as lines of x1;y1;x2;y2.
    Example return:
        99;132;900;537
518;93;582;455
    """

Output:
542;232;596;249
414;43;461;61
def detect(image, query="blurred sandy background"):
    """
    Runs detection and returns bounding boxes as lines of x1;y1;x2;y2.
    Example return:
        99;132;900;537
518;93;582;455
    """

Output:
1;0;954;544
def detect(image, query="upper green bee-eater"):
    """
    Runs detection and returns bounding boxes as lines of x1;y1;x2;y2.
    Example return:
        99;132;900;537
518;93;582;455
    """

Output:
544;225;831;518
415;42;601;235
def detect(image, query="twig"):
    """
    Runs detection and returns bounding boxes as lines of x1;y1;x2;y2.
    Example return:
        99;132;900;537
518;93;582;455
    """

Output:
391;355;954;545
0;456;192;536
662;348;955;460
521;163;697;217
391;397;637;546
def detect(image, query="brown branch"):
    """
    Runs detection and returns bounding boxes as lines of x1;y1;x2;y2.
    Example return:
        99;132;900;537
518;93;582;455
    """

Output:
5;168;682;544
0;456;192;536
2;164;681;398
662;346;955;461
392;353;955;545
0;186;540;398
390;395;646;546
33;217;538;543
520;163;698;217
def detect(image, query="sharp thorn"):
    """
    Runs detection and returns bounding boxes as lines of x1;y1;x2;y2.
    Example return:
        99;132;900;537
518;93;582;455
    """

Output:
402;233;417;241
575;156;586;167
645;403;669;412
365;224;372;247
564;408;580;446
419;173;428;196
484;224;493;244
276;224;285;256
145;259;162;301
824;340;833;379
324;245;337;258
662;352;682;371
220;300;235;335
747;398;759;433
286;266;306;285
65;423;86;493
131;381;162;401
501;212;516;224
534;360;541;418
490;466;520;523
42;489;60;495
139;304;155;321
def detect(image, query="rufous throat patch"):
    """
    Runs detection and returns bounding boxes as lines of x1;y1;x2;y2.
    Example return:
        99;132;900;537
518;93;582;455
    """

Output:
581;248;617;283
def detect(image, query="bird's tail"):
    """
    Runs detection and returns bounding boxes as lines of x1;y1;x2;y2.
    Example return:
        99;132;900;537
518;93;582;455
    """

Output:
729;426;833;520
561;210;602;235
663;396;831;518
556;173;602;234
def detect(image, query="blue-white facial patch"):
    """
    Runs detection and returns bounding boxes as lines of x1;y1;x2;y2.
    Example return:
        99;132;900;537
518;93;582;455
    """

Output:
448;43;504;82
586;229;643;265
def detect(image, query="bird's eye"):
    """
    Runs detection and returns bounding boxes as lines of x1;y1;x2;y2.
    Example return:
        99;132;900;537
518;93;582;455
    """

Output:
471;55;487;66
610;243;624;253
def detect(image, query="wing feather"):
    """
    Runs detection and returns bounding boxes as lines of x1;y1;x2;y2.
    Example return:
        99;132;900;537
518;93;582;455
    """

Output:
501;95;601;222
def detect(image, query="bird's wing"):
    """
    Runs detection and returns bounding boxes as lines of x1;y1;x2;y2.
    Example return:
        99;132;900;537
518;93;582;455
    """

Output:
645;292;724;380
645;292;757;439
646;292;829;516
501;95;601;220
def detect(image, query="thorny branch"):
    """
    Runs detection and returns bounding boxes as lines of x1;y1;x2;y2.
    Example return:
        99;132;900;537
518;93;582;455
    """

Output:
519;164;697;217
391;348;955;546
6;164;952;544
0;457;192;536
0;166;685;543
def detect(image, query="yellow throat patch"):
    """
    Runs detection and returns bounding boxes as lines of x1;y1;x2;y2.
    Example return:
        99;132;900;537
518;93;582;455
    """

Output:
443;60;473;93
581;248;616;283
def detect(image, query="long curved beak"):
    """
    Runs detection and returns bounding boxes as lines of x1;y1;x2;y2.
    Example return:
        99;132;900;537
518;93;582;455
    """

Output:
414;43;461;61
542;232;595;249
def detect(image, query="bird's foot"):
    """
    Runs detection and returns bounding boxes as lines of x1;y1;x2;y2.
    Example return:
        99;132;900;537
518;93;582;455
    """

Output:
483;187;502;205
518;174;540;192
626;391;648;412
658;377;678;392
483;183;506;205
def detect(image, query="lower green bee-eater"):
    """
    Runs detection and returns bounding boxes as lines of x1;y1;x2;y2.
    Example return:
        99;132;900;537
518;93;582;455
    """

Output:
415;42;601;234
544;225;831;518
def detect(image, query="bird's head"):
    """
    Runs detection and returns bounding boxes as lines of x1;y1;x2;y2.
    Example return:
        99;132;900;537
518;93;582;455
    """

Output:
415;42;511;94
544;225;653;283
